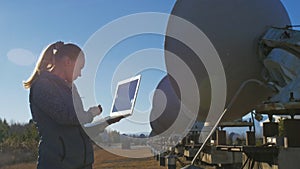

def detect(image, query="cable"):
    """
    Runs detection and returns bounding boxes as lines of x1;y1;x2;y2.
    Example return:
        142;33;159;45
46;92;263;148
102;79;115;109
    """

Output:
240;157;250;169
251;111;256;134
250;158;255;169
190;79;266;165
286;25;300;29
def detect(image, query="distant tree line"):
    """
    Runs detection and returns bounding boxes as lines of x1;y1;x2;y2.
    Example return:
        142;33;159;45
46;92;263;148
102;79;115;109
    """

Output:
94;129;148;147
0;118;149;165
0;119;39;152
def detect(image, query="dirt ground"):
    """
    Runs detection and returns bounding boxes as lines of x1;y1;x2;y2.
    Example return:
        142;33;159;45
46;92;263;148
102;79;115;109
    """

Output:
0;147;168;169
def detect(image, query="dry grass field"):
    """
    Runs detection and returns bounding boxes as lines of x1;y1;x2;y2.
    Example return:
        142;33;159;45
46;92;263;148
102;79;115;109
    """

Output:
0;146;170;169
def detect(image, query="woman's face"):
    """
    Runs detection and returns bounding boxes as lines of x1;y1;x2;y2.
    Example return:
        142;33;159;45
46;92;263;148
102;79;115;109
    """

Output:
64;54;85;83
72;54;85;81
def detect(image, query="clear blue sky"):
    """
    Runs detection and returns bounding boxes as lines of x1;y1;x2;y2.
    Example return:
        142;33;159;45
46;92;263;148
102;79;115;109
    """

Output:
0;0;299;134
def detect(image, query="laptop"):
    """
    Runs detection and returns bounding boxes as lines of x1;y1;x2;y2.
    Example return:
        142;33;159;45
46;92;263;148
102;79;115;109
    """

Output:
84;75;141;128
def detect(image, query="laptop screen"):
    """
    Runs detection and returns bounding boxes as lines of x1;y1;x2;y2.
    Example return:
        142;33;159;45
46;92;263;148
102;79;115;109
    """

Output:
83;75;141;128
110;75;141;117
112;79;138;112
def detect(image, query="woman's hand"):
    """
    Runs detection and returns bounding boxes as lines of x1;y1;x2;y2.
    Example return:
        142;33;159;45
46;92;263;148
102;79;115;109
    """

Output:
106;116;125;125
88;105;102;117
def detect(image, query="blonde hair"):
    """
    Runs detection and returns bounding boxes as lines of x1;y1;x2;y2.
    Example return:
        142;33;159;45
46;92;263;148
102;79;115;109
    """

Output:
23;41;64;89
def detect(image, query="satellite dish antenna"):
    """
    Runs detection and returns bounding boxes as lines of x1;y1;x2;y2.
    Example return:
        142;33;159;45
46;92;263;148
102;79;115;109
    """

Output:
149;75;181;136
164;0;291;122
161;0;291;168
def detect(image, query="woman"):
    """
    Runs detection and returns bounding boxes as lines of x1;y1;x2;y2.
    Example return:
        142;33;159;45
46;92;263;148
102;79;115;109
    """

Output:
24;41;105;169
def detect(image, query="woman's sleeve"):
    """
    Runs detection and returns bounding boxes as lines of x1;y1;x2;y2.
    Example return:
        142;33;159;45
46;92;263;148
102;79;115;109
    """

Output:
31;79;93;125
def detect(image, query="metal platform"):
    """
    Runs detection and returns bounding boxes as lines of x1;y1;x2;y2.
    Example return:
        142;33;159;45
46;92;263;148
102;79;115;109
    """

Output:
256;102;300;116
218;122;253;128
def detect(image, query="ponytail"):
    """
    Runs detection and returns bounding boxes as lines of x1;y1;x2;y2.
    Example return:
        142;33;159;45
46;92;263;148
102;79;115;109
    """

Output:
23;41;64;89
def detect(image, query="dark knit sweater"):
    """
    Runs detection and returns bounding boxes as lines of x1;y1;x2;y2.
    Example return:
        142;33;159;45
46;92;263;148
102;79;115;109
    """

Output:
29;71;94;169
